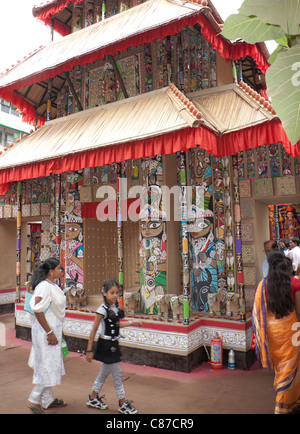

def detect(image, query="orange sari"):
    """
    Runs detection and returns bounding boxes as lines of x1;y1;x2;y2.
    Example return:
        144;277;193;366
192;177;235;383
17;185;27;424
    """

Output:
252;279;300;414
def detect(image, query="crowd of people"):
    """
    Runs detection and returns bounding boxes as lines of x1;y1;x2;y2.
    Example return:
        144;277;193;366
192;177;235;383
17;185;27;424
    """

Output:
262;237;300;278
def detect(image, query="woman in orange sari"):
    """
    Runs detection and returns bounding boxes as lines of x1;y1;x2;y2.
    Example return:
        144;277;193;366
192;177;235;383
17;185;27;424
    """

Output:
252;250;300;414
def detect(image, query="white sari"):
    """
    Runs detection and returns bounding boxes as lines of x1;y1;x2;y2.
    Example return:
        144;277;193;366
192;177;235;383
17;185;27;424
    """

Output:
28;280;66;387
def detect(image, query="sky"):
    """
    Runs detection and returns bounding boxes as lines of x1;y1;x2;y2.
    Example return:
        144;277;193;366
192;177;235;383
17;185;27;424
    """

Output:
0;0;276;73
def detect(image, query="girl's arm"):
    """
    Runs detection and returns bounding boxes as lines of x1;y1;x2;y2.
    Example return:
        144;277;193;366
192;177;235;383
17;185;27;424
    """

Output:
120;319;142;328
86;314;103;362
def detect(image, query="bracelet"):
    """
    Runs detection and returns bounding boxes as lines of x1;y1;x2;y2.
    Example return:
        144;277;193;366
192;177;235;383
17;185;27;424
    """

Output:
86;350;93;353
46;329;53;335
128;320;132;326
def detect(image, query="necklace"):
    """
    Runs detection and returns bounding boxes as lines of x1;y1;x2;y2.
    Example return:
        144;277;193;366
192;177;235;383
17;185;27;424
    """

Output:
46;279;56;285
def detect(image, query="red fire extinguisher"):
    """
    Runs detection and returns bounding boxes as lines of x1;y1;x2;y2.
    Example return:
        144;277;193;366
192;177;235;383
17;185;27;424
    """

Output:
210;334;223;369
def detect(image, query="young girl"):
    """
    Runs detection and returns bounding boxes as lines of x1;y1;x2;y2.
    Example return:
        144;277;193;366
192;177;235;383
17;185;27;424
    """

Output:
86;279;142;414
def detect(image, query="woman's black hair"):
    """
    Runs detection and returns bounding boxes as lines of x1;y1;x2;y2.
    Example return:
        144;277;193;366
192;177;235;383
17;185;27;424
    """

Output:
102;279;124;319
266;250;294;319
31;257;60;291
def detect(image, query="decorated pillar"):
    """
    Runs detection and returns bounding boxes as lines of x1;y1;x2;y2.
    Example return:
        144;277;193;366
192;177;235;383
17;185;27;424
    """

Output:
178;151;190;325
212;156;227;295
222;156;235;293
232;155;246;321
189;148;217;313
140;155;167;315
117;162;125;309
16;182;22;303
55;174;61;260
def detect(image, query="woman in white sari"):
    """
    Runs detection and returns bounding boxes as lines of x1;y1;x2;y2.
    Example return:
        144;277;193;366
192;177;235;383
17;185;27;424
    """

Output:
27;258;67;413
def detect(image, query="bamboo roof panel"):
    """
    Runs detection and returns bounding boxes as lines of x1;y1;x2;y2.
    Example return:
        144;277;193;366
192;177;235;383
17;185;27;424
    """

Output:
0;86;202;170
0;0;206;89
188;84;276;135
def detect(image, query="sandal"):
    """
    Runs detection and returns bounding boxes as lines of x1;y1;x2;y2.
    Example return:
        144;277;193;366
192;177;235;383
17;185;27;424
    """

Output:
27;401;44;414
46;398;68;409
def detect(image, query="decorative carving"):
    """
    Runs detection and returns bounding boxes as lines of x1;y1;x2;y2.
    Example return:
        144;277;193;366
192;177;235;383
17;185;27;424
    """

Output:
170;294;185;321
208;292;226;317
124;291;140;316
155;294;172;320
226;293;241;319
65;286;87;309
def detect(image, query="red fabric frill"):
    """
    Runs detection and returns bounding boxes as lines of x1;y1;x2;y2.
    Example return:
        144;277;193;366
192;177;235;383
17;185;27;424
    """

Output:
0;118;299;195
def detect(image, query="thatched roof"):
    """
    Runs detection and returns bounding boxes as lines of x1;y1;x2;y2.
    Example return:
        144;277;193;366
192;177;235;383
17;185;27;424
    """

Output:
0;0;207;89
0;83;277;171
189;83;276;135
0;86;203;170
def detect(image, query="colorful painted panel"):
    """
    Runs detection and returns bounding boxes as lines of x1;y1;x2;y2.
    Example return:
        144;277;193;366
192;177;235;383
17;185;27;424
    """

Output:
140;156;166;314
257;146;268;178
275;176;296;196
189;148;218;312
254;178;273;196
269;143;281;177
281;147;293;176
89;55;140;107
246;149;256;179
65;222;84;288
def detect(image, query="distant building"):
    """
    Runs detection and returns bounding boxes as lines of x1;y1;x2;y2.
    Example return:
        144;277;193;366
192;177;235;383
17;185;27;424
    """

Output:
0;99;31;150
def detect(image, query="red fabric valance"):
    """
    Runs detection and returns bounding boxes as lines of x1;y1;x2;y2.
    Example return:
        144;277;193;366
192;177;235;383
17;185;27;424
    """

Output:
34;0;268;75
0;11;269;126
35;0;83;25
0;119;299;194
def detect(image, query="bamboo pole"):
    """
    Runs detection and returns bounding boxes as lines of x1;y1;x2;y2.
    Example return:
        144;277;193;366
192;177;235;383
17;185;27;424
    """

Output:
55;174;61;261
117;163;124;309
178;151;190;325
232;155;246;321
16;182;22;303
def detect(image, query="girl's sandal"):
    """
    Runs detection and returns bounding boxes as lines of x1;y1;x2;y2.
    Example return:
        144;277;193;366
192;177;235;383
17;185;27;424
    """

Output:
47;398;68;409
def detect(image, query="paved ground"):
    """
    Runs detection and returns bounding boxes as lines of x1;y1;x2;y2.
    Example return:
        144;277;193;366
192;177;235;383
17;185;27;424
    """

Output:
0;313;276;415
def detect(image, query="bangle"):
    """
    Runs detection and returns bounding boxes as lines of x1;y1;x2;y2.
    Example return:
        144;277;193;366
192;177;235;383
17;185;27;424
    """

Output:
46;329;53;335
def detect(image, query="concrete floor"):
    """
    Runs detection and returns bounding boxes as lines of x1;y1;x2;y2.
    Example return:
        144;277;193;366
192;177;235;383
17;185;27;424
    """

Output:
0;313;276;415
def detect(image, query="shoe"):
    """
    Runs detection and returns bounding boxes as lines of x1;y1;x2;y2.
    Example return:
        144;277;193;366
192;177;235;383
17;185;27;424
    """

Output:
27;401;44;414
86;394;108;410
118;399;138;414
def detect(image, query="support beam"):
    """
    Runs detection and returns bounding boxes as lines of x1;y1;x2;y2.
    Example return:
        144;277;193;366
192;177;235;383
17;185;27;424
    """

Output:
64;71;83;111
106;54;128;99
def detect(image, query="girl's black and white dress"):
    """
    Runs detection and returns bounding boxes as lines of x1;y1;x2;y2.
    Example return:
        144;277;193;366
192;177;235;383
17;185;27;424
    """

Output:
93;303;121;364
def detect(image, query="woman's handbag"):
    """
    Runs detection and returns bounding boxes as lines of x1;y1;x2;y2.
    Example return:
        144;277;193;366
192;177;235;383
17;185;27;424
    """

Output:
24;292;34;315
24;291;50;315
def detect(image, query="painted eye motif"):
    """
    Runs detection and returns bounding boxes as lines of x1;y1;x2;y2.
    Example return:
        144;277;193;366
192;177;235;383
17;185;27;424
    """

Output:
68;226;77;232
149;222;161;230
197;220;208;230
